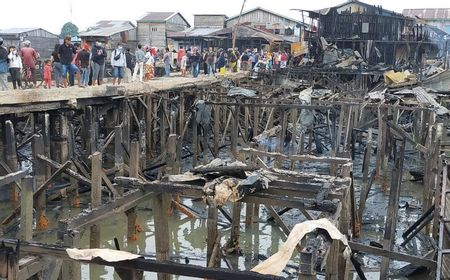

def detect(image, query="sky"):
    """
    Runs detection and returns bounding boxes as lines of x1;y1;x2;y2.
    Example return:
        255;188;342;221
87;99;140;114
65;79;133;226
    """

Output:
0;0;448;35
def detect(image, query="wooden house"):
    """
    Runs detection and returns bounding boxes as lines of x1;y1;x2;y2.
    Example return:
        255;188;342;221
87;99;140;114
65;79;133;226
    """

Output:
137;12;190;49
0;28;59;59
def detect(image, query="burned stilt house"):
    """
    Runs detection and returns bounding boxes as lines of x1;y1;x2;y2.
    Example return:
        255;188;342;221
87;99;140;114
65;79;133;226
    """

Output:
288;0;449;94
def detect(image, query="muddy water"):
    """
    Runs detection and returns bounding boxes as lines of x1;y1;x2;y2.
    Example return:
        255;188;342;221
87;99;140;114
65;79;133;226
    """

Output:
0;136;431;279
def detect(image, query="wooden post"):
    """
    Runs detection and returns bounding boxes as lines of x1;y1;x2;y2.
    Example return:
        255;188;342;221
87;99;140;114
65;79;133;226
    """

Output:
130;141;140;178
42;113;51;179
178;92;185;137
160;98;167;154
61;231;81;280
231;106;239;158
90;152;102;249
206;206;218;267
146;96;153;161
229;202;241;250
6;251;18;280
123;101;131;153
166;134;178;175
19;176;34;241
5;120;18;202
214;105;220;157
192;116;198;168
126;207;138;241
380;139;405;279
33;134;48;230
115;126;124;177
153;193;171;280
362;128;372;184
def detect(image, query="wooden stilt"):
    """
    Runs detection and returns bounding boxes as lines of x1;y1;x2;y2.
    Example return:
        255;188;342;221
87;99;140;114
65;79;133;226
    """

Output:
206;206;218;267
5;120;18;202
153;193;171;280
33;134;48;230
19;176;34;241
90;152;102;249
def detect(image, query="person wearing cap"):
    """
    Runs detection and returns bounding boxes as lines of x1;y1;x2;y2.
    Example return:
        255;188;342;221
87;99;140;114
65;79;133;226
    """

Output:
111;42;127;85
58;36;76;87
19;40;39;88
0;37;8;91
91;41;107;86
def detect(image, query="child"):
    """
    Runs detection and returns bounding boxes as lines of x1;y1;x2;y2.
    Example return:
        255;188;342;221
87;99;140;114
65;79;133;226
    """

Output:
8;46;22;89
180;53;187;77
43;59;52;89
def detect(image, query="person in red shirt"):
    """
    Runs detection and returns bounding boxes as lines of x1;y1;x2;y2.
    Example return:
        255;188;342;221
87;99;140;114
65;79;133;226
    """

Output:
43;59;52;89
177;46;185;68
19;40;39;88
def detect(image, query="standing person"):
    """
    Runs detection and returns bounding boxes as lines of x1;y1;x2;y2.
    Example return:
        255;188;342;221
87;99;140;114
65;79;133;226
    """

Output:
217;49;226;75
78;43;91;88
19;40;39;88
91;41;107;86
206;47;216;76
43;59;52;89
111;43;127;85
190;48;201;78
202;49;208;75
58;36;76;87
124;48;134;83
52;44;63;87
163;48;171;78
8;46;22;90
280;51;288;69
132;44;145;82
180;51;187;77
177;46;185;69
143;47;154;81
229;49;238;72
70;43;81;86
240;50;249;71
0;38;9;91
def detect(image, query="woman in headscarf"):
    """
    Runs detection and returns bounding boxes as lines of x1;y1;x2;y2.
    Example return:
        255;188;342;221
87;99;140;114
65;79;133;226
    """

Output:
143;46;154;81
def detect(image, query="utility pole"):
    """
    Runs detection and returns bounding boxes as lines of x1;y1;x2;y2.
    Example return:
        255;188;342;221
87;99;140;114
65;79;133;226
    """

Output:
232;0;247;49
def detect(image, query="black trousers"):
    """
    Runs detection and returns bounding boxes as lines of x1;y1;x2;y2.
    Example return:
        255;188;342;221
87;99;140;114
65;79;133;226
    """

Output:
9;68;22;89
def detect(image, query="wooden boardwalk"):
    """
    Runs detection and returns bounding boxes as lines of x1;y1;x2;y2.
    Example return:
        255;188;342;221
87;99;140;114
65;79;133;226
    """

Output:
0;73;245;115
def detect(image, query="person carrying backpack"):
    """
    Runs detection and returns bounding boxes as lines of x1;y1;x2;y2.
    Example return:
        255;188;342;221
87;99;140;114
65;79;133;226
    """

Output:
111;43;127;85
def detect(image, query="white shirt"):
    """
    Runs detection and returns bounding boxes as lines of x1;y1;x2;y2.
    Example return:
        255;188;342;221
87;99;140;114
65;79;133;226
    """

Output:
110;48;127;67
8;52;22;68
145;52;154;65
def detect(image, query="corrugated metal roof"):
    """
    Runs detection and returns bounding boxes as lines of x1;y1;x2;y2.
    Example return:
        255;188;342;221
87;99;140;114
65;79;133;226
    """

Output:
403;9;450;20
168;27;223;38
0;28;42;34
226;7;301;24
211;25;284;43
138;12;176;22
79;21;135;37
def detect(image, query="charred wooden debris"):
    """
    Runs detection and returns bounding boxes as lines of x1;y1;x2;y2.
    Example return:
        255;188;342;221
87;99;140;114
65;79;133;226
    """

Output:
0;58;449;280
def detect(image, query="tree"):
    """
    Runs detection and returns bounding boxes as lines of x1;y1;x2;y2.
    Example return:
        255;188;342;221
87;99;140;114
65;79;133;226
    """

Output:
60;22;79;38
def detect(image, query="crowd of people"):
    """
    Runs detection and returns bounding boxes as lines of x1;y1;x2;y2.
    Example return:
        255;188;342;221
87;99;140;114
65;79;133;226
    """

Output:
0;35;292;91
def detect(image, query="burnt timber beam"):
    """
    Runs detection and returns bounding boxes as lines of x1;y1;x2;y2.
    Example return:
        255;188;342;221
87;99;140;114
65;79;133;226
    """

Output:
59;189;152;232
0;239;284;280
348;241;436;270
0;170;29;188
114;178;341;211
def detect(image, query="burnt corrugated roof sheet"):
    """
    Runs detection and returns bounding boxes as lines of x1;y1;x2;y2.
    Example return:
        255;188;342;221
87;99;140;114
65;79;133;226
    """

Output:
79;21;135;37
403;9;450;20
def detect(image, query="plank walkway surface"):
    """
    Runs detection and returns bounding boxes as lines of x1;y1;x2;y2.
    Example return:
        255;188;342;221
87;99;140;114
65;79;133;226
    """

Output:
0;73;245;114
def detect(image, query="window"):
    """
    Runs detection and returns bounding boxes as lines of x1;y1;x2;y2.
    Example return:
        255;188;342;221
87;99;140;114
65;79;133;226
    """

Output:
151;27;158;32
